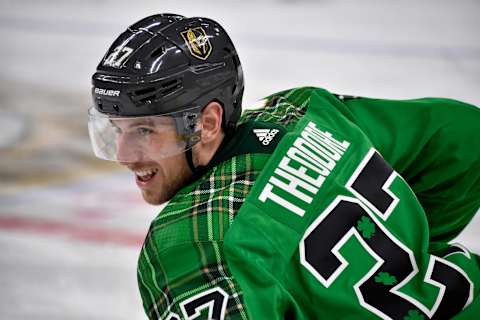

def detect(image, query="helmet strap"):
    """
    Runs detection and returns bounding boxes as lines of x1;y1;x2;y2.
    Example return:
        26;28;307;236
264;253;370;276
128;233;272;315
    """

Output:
185;148;197;174
185;148;206;177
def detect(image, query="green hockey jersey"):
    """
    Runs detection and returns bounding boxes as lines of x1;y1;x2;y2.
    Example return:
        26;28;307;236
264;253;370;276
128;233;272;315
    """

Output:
138;87;480;319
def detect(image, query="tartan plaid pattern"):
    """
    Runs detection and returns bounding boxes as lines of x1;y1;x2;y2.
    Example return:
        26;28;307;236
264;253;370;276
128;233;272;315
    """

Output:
239;86;313;128
137;87;312;319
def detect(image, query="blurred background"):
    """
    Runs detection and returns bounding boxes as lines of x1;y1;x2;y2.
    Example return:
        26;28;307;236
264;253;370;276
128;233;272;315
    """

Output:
1;0;479;319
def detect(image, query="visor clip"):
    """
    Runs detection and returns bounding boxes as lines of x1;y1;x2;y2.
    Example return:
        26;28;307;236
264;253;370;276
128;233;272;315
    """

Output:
184;112;199;132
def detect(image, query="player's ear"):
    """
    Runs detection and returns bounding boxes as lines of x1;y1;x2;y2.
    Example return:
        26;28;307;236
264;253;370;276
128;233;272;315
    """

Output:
200;101;223;144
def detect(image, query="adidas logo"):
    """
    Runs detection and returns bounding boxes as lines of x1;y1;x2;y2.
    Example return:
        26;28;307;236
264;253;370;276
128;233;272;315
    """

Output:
253;128;279;146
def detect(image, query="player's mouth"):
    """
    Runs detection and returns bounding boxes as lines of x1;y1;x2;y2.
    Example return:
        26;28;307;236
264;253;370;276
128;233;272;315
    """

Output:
134;168;159;188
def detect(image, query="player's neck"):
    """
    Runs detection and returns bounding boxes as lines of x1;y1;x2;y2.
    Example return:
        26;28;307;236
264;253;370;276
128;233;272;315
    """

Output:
192;131;225;167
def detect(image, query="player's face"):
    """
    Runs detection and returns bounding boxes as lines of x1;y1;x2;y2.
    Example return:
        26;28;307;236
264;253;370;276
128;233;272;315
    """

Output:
114;118;193;205
125;151;192;205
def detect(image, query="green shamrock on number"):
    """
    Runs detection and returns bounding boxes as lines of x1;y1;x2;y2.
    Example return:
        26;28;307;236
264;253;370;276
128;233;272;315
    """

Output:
356;216;376;239
374;271;397;285
404;309;425;320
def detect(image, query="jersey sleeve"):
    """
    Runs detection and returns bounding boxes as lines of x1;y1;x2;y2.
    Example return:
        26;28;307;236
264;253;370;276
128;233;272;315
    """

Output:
322;90;480;243
137;236;248;320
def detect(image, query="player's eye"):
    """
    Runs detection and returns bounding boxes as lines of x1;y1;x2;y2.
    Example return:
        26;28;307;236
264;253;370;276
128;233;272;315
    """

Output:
137;127;153;136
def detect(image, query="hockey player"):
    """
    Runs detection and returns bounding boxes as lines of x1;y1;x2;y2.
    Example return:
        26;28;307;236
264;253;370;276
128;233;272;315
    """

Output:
87;14;480;320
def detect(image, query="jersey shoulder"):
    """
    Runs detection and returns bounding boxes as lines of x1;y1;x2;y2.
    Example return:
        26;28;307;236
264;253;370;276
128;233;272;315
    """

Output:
240;86;319;128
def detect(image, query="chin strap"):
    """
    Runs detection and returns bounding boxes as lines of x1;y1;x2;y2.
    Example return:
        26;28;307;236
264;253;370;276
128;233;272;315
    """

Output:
184;118;233;178
185;148;196;174
185;148;206;177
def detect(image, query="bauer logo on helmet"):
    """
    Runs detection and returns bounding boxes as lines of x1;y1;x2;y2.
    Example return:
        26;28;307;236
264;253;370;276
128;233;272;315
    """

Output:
94;88;120;97
180;27;212;60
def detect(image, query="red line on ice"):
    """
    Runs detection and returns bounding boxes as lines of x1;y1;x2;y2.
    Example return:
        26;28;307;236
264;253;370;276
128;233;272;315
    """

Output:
0;216;145;247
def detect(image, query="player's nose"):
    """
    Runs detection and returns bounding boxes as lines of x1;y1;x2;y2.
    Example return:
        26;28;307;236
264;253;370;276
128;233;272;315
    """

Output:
116;134;144;164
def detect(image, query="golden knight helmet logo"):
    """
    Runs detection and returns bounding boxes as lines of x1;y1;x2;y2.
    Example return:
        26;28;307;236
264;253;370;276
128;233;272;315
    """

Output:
181;27;213;60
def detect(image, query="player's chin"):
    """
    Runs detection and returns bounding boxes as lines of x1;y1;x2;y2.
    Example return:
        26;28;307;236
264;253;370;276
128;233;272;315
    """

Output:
141;189;171;205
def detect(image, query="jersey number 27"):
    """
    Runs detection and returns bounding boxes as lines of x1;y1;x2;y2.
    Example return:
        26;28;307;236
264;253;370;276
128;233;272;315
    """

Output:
300;148;473;320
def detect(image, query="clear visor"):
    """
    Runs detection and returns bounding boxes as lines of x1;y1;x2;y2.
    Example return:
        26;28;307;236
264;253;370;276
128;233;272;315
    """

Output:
87;107;201;163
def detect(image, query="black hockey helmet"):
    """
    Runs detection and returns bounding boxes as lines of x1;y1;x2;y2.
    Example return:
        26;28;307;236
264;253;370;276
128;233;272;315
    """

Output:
88;14;244;164
92;14;243;126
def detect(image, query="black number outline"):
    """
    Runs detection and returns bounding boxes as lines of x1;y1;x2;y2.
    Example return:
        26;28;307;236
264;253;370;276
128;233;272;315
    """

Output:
179;287;228;320
346;148;399;221
299;148;473;319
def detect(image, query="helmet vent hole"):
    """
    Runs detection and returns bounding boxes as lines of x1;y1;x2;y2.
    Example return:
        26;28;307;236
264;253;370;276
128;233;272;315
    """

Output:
150;46;165;59
135;87;156;96
139;96;156;103
161;79;178;88
132;79;182;104
134;87;157;103
159;79;182;96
